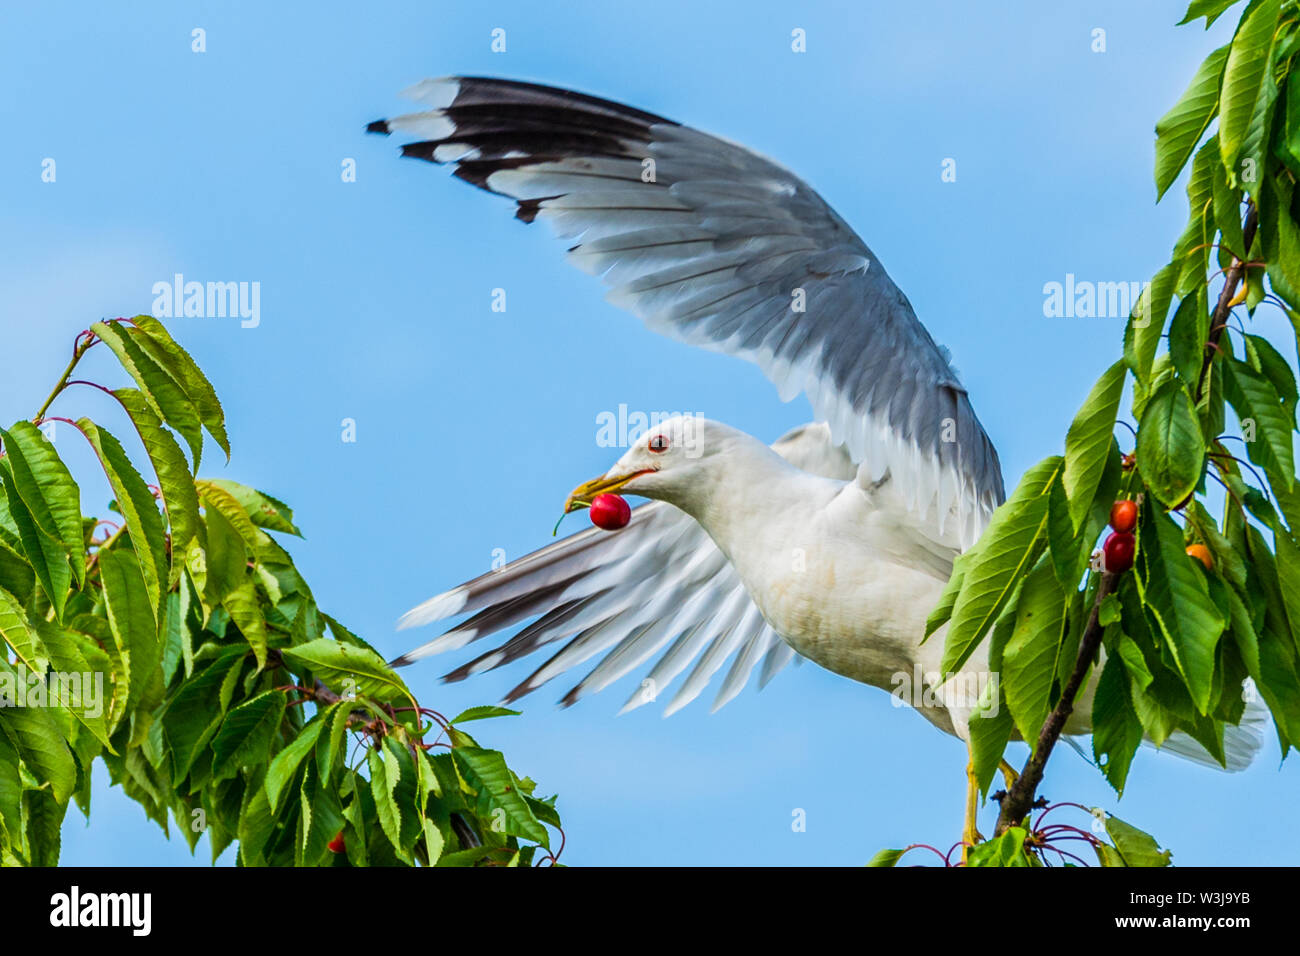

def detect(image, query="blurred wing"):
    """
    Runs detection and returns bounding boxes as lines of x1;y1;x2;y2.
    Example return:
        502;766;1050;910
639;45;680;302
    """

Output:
369;76;1004;545
392;423;851;713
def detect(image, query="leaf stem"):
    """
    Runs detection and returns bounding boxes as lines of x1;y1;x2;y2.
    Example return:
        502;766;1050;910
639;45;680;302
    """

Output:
33;333;97;422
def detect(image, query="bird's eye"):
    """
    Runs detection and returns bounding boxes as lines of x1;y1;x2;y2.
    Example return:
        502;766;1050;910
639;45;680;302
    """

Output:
648;434;670;454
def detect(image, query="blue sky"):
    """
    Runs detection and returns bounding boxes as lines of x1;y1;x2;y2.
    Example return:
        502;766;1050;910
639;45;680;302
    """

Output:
2;0;1296;865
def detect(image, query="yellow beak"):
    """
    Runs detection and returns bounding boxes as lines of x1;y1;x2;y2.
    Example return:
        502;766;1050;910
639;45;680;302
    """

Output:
563;469;654;513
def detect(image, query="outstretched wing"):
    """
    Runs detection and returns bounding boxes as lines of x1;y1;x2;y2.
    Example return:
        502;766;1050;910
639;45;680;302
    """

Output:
368;76;1004;546
393;424;853;714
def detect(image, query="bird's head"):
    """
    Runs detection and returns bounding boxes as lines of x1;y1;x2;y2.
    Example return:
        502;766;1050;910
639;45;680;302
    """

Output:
563;415;744;515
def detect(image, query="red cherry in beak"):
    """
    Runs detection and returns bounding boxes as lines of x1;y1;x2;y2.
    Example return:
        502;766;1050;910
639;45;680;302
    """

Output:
1103;531;1135;573
327;830;346;854
589;493;630;530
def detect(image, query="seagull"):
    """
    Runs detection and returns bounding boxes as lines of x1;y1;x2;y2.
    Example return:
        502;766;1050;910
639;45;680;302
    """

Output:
369;76;1264;844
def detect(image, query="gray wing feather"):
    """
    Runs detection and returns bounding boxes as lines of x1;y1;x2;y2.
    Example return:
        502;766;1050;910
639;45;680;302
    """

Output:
391;424;849;713
369;76;1004;545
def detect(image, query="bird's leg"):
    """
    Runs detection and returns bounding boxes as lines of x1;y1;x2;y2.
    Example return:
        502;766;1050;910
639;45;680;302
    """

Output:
999;758;1019;790
962;747;983;861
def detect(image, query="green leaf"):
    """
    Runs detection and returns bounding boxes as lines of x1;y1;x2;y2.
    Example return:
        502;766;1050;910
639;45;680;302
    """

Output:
163;647;245;784
1002;562;1067;747
1178;0;1244;28
77;419;166;618
1135;380;1205;508
1124;263;1178;383
1245;333;1298;421
127;315;231;460
1223;356;1296;487
1092;653;1144;794
367;744;410;863
1099;593;1122;627
281;639;414;705
1063;361;1127;530
196;481;275;562
97;548;160;714
202;479;301;536
1155;43;1230;199
940;457;1062;675
113;389;204;572
1103;814;1173;866
0;422;84;589
1167;290;1209;387
298;761;345;866
452;747;549;845
91;320;205;469
265;714;326;814
865;848;908;867
222;580;268;671
968;681;1014;797
966;826;1034;867
1135;507;1225;712
211;690;286;780
450;705;521;724
0;658;76;803
0;459;72;621
925;555;966;639
1218;0;1281;173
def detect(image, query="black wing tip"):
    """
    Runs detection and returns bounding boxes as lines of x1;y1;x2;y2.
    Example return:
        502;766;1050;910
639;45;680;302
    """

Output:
366;119;391;135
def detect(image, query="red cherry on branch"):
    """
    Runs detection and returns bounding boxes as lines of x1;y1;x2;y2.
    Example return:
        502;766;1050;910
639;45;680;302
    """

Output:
327;830;346;854
1109;500;1138;534
1103;531;1135;573
589;493;631;530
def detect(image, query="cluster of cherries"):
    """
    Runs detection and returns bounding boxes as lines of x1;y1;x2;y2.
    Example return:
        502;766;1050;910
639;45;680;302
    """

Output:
1099;498;1214;574
1101;501;1138;573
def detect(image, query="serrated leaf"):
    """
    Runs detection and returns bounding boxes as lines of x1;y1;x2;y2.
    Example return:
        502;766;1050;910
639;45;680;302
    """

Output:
127;315;230;460
97;548;160;714
1223;356;1296;488
222;579;268;671
1063;361;1127;530
1178;0;1244;28
1135;507;1225;713
450;705;521;724
1218;0;1281;172
866;848;908;867
1125;263;1178;383
211;690;286;780
940;457;1062;675
163;647;245;784
1135;380;1205;507
281;638;413;705
1092;653;1144;794
452;746;548;845
1002;562;1067;748
91;320;205;470
112;389;204;575
1167;290;1209;386
1104;814;1173;866
0;658;76;803
265;714;326;814
202;479;301;536
1155;43;1230;199
77;419;166;618
0;422;84;589
0;459;71;621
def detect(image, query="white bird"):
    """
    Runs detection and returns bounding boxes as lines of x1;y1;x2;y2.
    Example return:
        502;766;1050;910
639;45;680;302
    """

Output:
370;77;1264;843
